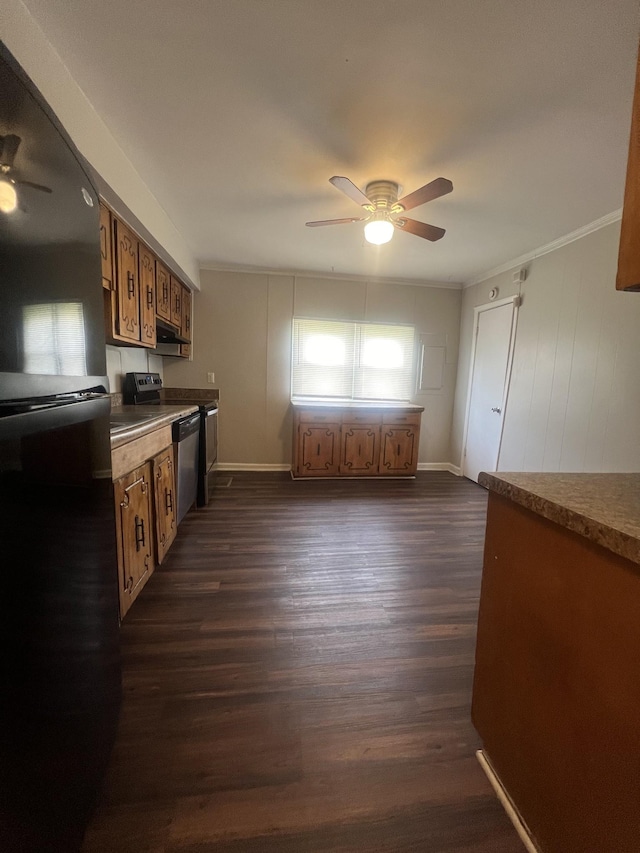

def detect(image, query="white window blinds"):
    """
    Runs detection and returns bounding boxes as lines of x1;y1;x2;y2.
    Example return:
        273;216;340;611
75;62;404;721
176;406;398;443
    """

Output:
22;302;87;376
292;318;416;401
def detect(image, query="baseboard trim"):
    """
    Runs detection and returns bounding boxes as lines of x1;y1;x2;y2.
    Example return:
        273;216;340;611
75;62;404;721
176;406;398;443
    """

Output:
216;463;291;472
217;462;463;475
417;462;462;475
476;750;540;853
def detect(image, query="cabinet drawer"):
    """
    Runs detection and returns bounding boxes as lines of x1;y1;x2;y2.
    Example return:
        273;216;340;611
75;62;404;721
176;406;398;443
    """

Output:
343;413;383;425
382;412;421;426
297;410;339;423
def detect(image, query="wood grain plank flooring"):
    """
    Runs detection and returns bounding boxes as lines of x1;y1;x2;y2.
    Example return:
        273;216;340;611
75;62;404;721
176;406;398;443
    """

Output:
82;472;522;853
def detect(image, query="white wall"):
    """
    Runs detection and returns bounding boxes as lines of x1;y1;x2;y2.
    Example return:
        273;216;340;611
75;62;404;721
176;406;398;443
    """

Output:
2;0;199;288
106;347;164;395
164;270;462;468
452;221;640;474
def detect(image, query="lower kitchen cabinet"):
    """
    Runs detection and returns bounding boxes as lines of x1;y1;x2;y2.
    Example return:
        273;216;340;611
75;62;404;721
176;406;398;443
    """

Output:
297;421;341;476
113;441;178;619
152;446;177;563
340;423;380;474
292;404;423;478
113;461;154;619
380;415;420;476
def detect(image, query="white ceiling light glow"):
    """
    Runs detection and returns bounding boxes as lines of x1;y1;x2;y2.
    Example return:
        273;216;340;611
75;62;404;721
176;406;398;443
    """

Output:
364;216;394;245
0;179;17;214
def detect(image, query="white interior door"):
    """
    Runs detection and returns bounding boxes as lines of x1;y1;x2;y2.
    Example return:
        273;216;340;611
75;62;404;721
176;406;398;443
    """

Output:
463;299;518;482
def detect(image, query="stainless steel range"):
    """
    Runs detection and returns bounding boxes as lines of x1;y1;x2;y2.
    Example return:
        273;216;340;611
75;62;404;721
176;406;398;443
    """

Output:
123;373;219;514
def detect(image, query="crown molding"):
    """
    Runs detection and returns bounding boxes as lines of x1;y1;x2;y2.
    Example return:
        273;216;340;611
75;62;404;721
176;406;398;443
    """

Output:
198;262;463;291
463;209;623;288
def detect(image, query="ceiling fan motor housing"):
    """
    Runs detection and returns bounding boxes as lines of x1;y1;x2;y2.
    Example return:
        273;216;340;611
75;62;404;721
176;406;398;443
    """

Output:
363;180;402;212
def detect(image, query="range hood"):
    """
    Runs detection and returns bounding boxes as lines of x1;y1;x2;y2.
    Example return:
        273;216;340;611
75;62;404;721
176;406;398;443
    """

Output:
156;317;189;344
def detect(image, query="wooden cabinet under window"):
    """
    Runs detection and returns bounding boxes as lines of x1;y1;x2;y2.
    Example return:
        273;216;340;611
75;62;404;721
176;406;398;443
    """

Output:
113;461;154;619
297;419;341;476
292;404;423;478
152;446;177;564
379;413;422;475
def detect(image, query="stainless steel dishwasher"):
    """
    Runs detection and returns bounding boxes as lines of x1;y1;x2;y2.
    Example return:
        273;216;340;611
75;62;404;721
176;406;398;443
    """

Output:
172;411;200;524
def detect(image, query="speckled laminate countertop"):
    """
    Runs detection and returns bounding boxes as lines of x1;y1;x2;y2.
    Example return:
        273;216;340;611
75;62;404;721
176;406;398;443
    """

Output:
109;404;199;450
478;471;640;565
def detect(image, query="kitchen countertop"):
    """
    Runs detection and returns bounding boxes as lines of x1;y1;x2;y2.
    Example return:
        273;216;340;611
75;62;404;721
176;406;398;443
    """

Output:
109;403;199;450
478;471;640;565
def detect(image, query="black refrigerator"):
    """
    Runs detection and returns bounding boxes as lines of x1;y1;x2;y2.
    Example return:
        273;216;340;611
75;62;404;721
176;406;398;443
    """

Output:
0;44;121;851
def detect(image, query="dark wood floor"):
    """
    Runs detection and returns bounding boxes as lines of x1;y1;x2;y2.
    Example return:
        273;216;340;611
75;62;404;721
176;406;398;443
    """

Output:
82;472;522;853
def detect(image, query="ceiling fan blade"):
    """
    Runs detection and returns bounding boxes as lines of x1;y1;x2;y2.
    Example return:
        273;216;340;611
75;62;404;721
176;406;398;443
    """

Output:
0;134;21;168
329;176;374;209
16;179;52;194
305;217;364;227
396;177;452;212
394;217;446;241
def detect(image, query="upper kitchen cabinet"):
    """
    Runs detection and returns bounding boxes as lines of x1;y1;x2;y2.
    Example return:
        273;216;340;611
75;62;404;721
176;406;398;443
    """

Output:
156;260;171;323
170;275;183;328
180;286;192;358
111;217;142;344
99;202;113;291
101;200;193;356
617;46;640;291
138;242;157;347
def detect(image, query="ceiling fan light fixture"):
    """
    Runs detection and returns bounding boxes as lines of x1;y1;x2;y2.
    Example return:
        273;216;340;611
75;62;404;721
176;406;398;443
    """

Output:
0;178;17;214
364;216;394;245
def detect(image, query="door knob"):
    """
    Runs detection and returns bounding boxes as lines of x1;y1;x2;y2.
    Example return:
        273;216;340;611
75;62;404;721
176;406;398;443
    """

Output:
491;407;502;414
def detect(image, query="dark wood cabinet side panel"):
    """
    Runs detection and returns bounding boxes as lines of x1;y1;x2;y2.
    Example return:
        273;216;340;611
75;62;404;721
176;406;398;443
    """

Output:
617;45;640;291
472;493;640;853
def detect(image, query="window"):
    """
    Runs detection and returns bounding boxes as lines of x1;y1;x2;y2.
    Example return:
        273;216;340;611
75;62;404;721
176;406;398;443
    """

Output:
292;318;416;401
22;302;87;375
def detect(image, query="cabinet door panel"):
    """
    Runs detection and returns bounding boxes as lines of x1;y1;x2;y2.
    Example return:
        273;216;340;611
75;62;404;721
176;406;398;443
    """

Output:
298;424;340;476
156;261;171;321
340;425;380;474
379;427;418;474
153;448;177;564
181;286;192;342
138;243;157;347
170;276;182;328
114;220;140;342
114;463;154;618
99;203;113;290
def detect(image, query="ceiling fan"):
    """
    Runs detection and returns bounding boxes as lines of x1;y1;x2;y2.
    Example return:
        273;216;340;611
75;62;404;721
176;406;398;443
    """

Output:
0;133;52;213
306;175;453;245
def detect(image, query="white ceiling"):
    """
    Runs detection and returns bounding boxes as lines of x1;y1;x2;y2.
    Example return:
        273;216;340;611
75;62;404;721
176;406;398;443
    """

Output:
21;0;640;284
